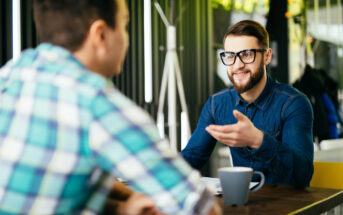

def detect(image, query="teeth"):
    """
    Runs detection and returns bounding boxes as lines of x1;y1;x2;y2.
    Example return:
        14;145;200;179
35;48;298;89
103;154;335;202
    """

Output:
234;71;248;74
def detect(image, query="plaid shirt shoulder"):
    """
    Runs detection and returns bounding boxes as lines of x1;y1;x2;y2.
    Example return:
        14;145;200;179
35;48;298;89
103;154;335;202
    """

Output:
0;44;208;215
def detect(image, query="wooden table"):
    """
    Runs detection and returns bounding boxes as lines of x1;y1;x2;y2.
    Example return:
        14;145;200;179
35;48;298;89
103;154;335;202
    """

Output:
217;184;343;215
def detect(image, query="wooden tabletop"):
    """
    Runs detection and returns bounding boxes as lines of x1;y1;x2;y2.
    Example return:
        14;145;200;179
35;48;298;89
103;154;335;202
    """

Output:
216;184;343;215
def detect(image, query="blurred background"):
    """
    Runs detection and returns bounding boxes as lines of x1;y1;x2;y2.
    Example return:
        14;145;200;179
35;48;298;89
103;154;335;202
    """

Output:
1;0;343;177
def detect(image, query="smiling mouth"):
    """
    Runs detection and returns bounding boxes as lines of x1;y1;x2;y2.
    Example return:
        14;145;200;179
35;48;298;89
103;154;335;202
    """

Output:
234;69;249;74
233;70;249;77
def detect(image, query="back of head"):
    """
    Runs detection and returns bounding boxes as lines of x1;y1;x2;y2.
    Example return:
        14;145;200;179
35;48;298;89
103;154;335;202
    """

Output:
223;20;269;48
33;0;117;52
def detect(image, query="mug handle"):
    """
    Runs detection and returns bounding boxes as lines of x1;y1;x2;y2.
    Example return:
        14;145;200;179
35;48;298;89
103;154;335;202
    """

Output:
250;171;265;193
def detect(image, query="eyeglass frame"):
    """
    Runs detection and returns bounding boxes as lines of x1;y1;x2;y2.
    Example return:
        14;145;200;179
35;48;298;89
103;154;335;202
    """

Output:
219;49;267;66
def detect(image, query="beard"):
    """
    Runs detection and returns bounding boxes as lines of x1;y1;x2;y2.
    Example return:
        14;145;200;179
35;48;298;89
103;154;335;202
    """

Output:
228;61;265;94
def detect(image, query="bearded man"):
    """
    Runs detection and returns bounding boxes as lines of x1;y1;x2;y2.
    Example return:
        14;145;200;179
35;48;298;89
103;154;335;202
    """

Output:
181;20;314;188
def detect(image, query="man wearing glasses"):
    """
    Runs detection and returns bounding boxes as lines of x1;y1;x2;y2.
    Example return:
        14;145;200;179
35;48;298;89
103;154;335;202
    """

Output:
181;20;314;188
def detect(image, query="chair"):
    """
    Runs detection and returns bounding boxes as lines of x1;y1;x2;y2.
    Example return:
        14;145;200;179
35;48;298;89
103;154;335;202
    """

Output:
310;161;343;189
310;162;343;215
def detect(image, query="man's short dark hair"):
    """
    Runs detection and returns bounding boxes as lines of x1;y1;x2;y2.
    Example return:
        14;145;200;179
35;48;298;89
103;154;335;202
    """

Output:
33;0;117;51
223;20;269;48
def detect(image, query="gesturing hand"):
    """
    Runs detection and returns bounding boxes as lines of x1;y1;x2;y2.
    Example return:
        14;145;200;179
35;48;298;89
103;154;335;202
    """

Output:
205;110;263;149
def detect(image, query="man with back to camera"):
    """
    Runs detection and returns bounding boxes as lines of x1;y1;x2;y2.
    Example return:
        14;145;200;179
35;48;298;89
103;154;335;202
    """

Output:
181;20;314;188
0;0;221;214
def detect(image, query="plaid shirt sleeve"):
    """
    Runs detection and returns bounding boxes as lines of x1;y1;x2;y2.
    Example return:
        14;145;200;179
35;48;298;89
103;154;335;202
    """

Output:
88;83;211;214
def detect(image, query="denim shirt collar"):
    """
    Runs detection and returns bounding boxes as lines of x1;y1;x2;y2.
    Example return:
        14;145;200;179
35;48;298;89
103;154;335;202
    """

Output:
234;75;274;110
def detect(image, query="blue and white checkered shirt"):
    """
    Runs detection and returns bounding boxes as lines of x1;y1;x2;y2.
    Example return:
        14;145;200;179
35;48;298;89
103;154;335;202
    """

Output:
0;44;209;215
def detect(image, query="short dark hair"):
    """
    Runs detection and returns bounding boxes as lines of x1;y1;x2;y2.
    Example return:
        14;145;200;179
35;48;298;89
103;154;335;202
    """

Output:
33;0;117;51
223;20;269;48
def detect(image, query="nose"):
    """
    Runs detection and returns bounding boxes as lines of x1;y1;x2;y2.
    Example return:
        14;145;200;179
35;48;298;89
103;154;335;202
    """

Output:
232;56;245;70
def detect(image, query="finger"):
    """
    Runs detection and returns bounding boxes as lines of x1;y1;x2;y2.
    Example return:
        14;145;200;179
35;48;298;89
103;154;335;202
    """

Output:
206;127;236;143
140;207;158;215
206;124;236;133
146;207;165;215
206;127;222;140
134;200;155;209
233;109;247;122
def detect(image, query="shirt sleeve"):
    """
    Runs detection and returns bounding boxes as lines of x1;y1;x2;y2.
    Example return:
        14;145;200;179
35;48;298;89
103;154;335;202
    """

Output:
181;97;218;170
88;89;212;214
249;94;314;188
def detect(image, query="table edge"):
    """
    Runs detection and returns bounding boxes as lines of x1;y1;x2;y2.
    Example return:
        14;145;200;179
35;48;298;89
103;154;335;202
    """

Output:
287;190;343;215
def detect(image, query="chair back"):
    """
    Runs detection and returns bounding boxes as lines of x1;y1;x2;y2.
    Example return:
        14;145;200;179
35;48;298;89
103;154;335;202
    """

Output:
310;161;343;189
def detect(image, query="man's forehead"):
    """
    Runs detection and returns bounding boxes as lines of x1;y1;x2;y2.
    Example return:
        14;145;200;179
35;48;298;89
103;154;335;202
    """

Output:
225;35;259;42
224;35;260;50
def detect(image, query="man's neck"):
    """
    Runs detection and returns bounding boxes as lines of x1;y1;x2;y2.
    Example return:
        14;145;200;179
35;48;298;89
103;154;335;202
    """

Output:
240;74;267;103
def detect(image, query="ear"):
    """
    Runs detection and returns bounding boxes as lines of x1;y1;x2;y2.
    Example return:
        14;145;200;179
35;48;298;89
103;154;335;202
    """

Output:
264;48;272;65
88;20;109;59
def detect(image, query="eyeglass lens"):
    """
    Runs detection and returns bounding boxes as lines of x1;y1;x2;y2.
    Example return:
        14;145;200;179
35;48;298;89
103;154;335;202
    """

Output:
222;50;255;65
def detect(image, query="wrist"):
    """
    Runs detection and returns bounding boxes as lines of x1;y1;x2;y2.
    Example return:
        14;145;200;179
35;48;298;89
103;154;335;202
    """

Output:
250;129;263;149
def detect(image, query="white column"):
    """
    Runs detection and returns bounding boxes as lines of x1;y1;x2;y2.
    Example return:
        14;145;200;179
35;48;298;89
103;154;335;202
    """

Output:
144;0;153;103
167;26;177;152
12;0;21;61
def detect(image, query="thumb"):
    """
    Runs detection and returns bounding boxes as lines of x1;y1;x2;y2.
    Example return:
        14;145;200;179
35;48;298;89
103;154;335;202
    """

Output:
233;110;247;122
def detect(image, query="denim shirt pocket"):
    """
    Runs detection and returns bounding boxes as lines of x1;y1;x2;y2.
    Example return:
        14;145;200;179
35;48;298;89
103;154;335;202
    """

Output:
256;117;282;141
213;110;237;125
264;129;281;140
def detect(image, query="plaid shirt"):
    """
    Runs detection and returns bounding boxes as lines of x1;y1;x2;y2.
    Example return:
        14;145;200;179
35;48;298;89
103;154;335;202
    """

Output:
0;44;209;215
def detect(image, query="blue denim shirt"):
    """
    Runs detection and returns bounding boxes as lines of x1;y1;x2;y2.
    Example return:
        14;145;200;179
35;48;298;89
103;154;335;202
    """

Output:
181;76;314;188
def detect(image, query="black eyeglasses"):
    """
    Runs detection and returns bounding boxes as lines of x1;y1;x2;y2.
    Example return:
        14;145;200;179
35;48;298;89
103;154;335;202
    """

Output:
220;49;266;66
